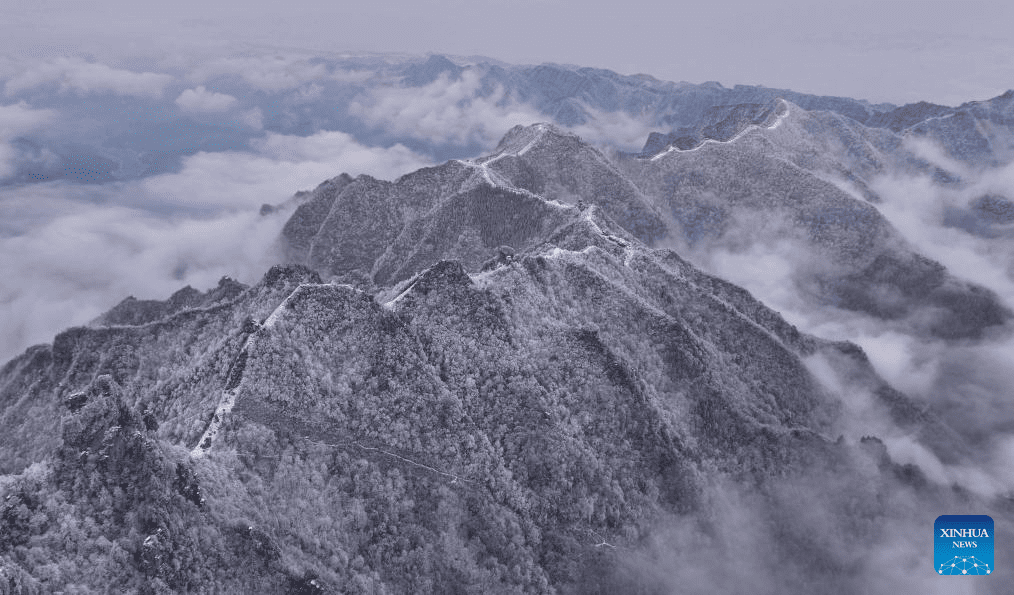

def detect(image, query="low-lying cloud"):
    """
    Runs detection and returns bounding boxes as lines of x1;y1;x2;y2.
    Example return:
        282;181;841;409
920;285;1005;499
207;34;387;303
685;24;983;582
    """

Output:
609;466;1002;595
175;85;239;113
186;53;339;92
566;103;659;152
0;127;432;363
349;70;545;148
143;130;430;209
348;67;665;155
3;56;175;98
0;193;287;363
0;101;58;179
686;150;1014;503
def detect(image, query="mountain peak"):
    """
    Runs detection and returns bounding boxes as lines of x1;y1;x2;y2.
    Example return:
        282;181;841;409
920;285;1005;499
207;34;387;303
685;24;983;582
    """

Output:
402;54;463;86
489;122;563;157
641;98;790;156
91;276;247;327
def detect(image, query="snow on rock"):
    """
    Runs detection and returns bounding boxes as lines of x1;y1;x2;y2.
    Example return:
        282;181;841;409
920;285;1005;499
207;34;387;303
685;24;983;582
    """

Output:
650;99;791;160
191;282;325;458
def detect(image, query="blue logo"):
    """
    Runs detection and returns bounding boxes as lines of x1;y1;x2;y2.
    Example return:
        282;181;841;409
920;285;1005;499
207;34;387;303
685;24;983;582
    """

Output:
935;515;993;575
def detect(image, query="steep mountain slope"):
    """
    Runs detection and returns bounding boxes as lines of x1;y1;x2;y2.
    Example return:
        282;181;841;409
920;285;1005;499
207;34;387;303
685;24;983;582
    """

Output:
479;123;669;242
633;90;1014;254
640;101;791;155
0;162;993;592
867;90;1014;165
618;102;1012;339
280;127;668;288
627;85;1014;173
461;60;896;131
0;269;316;476
286;119;1010;341
5;83;1014;591
638;98;906;194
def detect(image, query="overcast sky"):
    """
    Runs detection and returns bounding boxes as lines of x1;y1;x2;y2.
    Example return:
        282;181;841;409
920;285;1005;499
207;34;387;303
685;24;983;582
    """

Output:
2;0;1011;106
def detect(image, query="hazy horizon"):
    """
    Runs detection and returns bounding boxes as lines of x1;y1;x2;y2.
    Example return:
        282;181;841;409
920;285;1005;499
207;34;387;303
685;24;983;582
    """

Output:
3;0;1012;106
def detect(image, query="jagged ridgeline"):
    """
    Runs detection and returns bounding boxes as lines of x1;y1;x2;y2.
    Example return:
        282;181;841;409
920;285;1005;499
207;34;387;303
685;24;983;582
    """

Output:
288;116;1012;340
625;98;1013;340
0;123;1005;593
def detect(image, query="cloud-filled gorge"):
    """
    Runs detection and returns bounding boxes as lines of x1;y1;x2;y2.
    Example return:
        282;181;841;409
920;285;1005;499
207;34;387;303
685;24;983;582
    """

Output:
698;145;1014;498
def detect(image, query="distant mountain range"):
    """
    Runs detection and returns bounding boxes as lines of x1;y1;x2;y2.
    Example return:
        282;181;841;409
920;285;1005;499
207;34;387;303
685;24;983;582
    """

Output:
2;55;1013;593
6;52;1012;185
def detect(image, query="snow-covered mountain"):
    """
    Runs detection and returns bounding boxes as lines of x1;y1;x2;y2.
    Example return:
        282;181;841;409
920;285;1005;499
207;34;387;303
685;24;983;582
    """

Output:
2;54;1014;593
282;116;1010;341
0;180;976;593
623;103;1012;340
0;53;908;186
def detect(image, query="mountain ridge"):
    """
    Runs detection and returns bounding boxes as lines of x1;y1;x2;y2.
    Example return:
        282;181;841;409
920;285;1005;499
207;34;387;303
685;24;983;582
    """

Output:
2;187;973;591
3;76;1014;592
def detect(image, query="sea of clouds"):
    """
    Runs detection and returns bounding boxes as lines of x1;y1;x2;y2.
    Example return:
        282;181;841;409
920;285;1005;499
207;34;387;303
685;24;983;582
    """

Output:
693;136;1014;500
0;49;670;363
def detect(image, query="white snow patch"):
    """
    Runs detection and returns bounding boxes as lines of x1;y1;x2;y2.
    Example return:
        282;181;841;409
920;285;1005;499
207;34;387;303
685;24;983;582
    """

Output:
649;100;791;160
383;279;418;309
546;245;597;259
191;283;317;458
649;145;678;162
455;157;558;205
455;158;502;189
516;124;547;156
583;207;606;235
259;285;302;328
191;388;238;459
